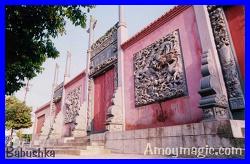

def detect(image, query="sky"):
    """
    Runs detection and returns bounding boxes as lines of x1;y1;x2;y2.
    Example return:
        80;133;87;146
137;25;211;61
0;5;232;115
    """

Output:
14;5;175;114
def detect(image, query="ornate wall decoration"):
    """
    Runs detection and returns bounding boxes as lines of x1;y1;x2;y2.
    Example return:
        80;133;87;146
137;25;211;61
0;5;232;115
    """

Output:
207;6;245;111
64;86;81;124
90;23;118;77
133;30;188;106
91;23;118;58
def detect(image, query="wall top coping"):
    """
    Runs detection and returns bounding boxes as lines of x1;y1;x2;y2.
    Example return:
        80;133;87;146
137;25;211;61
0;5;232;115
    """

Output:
121;5;191;50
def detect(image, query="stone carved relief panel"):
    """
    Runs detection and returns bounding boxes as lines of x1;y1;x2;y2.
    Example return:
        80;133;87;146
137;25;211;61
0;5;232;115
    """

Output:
90;23;118;77
133;30;188;106
91;23;118;58
53;82;63;103
64;86;81;124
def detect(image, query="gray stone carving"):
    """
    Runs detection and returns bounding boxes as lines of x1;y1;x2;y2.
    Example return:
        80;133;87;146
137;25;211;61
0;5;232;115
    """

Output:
91;23;118;58
199;50;230;120
207;6;245;111
64;86;81;124
53;82;63;103
90;23;118;77
133;30;187;106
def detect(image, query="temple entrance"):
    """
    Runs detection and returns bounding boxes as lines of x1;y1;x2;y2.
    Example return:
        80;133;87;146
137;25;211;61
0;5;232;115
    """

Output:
93;68;115;133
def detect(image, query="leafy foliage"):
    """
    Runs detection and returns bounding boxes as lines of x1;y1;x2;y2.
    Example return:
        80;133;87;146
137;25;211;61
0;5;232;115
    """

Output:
16;130;23;140
5;96;32;130
6;5;94;95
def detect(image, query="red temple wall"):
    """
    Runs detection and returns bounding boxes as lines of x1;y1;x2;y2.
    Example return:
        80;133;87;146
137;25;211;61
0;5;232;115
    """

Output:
224;6;245;80
63;72;86;136
36;114;45;135
122;7;202;130
34;103;50;136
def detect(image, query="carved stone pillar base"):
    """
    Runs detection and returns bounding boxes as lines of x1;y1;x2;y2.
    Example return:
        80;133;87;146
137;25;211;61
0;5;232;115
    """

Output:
50;110;63;139
72;102;87;137
106;87;124;132
199;50;231;121
72;130;87;137
106;123;123;131
39;114;53;141
203;107;230;121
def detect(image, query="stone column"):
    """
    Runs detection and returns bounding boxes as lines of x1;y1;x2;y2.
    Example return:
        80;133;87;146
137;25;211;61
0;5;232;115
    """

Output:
105;6;128;131
31;114;38;146
87;79;94;132
85;16;96;133
207;6;245;114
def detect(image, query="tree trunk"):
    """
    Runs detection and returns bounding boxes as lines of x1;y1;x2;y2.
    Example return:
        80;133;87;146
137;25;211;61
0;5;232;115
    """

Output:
9;128;13;147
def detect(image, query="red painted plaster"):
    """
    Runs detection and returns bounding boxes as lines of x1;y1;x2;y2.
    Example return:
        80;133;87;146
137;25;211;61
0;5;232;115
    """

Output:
122;7;202;130
93;68;115;132
36;114;45;135
224;6;245;80
63;71;86;136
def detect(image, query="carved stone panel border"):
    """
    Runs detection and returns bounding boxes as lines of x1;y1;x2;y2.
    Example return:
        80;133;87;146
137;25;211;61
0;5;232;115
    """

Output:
133;30;188;106
207;6;245;111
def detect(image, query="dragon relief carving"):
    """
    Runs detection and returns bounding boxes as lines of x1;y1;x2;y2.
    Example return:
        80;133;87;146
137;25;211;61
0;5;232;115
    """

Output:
64;86;81;124
133;30;187;106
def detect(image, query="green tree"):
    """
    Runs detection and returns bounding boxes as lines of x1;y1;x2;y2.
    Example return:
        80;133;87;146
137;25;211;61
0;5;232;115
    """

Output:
23;134;32;143
16;130;23;146
6;5;94;95
5;96;32;145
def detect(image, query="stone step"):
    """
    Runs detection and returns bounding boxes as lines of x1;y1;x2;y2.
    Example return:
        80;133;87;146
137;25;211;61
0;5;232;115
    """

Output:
61;142;88;147
54;149;83;156
86;145;104;150
45;145;87;150
91;142;104;146
66;137;89;144
79;149;111;155
55;148;111;156
51;142;88;147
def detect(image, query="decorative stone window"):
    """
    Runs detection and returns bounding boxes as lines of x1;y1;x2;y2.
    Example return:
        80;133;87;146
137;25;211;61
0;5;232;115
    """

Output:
133;30;188;106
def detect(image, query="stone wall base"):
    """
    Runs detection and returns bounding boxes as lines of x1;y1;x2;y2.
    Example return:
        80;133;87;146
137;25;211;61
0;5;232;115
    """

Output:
90;120;244;157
